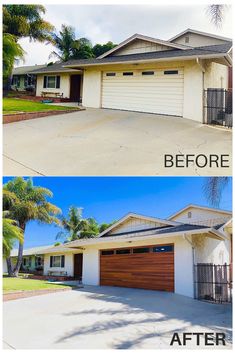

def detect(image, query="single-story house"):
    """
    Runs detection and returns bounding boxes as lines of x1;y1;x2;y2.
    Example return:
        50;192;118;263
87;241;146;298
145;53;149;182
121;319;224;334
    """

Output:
30;28;232;122
4;204;232;299
11;65;47;92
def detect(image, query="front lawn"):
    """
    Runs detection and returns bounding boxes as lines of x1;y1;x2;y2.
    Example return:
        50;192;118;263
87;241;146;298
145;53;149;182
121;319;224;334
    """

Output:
3;98;79;114
3;276;73;293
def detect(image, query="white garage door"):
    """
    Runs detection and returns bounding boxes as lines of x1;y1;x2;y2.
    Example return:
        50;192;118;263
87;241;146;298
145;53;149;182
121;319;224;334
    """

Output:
102;68;184;116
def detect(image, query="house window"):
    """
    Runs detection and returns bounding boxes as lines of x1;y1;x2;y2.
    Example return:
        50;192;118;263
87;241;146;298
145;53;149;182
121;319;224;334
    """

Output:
164;70;178;75
106;73;116;77
43;75;60;89
153;245;173;253
116;249;131;254
101;250;114;255
133;247;150;254
185;36;189;44
123;72;133;76
142;71;154;76
23;257;31;267
35;256;42;267
50;255;65;267
188;211;192;218
12;76;20;87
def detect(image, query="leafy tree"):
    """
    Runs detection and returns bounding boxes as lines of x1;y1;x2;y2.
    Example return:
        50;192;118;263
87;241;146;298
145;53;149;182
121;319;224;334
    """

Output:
50;25;94;61
92;41;117;58
203;177;229;206
3;177;61;276
56;206;115;241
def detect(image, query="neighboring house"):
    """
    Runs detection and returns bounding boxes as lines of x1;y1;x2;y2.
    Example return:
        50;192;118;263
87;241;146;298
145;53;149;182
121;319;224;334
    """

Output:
3;204;232;299
30;28;232;122
11;65;47;92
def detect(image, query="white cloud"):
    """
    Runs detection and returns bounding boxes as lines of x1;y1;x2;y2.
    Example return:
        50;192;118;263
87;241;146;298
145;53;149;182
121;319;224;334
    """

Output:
17;4;232;65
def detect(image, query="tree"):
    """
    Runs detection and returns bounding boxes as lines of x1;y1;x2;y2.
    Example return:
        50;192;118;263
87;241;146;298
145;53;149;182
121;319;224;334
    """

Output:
92;41;117;58
3;177;61;276
206;4;228;27
203;177;229;207
56;206;115;241
50;25;94;61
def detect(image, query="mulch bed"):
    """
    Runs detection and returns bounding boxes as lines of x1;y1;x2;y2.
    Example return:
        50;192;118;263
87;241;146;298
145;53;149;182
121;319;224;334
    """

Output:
3;287;72;302
3;108;85;124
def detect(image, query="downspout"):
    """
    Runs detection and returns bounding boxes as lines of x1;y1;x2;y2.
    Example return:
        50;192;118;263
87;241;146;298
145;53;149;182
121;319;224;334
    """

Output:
183;234;196;299
196;58;206;124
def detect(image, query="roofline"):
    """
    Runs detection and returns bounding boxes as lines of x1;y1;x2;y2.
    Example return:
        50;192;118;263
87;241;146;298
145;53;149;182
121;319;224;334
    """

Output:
64;52;230;69
64;227;224;248
29;69;82;74
98;33;189;59
169;28;232;42
97;212;179;238
168;204;232;220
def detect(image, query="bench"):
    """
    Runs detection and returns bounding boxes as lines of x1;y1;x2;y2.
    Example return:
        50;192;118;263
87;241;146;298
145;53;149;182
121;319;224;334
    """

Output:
41;91;64;98
47;270;68;276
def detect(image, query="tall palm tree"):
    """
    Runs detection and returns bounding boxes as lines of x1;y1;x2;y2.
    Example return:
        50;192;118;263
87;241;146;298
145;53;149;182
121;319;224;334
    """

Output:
203;177;229;207
3;177;61;276
206;4;228;27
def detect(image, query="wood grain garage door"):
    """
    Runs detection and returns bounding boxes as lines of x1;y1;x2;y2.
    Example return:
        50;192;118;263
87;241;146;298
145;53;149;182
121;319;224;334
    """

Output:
102;69;184;116
100;244;174;292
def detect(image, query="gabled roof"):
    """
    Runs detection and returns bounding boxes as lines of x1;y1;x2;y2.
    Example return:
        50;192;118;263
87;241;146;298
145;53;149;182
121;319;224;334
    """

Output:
168;204;232;220
29;62;82;74
98;212;179;238
13;65;47;75
10;245;52;257
98;33;189;59
64;42;232;68
169;28;232;43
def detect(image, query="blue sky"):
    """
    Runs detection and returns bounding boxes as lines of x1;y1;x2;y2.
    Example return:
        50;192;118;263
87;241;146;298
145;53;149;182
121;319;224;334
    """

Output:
3;177;232;248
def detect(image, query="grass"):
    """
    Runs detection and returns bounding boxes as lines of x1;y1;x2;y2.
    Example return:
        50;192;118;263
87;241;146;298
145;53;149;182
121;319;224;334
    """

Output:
3;276;73;293
3;98;79;115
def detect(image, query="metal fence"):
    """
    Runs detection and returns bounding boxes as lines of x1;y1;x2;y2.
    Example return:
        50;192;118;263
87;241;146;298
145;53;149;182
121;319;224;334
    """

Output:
204;88;232;128
194;263;232;303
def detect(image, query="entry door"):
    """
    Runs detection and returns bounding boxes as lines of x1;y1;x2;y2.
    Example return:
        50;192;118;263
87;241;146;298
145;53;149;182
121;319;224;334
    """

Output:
74;254;83;279
70;75;81;101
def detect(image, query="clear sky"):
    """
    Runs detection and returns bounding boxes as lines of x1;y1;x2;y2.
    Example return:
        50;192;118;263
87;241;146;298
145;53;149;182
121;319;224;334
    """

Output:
16;4;233;66
3;177;232;249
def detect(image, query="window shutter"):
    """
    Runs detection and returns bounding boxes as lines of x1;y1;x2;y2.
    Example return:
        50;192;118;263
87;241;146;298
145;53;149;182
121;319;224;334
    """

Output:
43;76;47;88
61;255;65;268
50;256;53;267
56;76;60;88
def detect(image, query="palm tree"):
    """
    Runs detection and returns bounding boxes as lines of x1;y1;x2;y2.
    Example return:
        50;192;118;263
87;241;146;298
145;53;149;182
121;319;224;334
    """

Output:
50;25;94;61
3;177;61;276
203;177;229;207
206;4;228;27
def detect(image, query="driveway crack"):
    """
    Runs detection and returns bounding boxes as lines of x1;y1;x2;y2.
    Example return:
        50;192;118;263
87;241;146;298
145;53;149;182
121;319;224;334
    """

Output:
3;154;45;176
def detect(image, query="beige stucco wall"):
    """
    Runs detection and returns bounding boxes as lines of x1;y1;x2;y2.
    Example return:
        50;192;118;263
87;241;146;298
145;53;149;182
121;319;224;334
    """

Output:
204;62;229;89
36;73;71;98
82;60;206;122
172;33;228;47
82;235;194;298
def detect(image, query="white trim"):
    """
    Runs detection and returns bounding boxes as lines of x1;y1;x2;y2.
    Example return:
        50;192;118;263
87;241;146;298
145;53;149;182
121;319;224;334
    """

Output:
98;33;189;59
168;204;232;220
169;28;232;42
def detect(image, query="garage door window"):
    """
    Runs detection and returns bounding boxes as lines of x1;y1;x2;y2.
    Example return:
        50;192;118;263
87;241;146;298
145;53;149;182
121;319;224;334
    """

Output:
123;72;133;76
153;245;173;252
101;250;114;255
164;70;178;75
116;249;131;254
142;71;154;76
133;247;150;253
106;73;116;77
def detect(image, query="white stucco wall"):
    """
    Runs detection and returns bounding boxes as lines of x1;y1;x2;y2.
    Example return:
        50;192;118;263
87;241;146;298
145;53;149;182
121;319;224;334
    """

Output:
82;70;102;108
204;62;229;89
43;252;75;276
2;259;8;273
36;73;71;98
82;60;209;122
194;236;231;265
82;235;194;298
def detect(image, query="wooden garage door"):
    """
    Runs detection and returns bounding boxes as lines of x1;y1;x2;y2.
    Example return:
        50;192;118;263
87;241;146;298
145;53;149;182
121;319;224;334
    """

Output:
100;244;174;292
102;69;184;116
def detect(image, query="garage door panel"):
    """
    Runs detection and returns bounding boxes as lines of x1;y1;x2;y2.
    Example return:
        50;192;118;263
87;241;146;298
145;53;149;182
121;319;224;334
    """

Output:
100;245;174;292
102;69;184;116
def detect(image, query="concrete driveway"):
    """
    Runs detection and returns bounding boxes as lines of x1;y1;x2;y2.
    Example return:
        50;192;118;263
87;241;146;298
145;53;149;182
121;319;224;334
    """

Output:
3;108;231;176
3;286;232;349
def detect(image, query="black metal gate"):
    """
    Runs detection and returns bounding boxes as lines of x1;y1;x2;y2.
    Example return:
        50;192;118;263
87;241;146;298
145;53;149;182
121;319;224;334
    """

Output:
204;88;232;127
194;263;232;303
